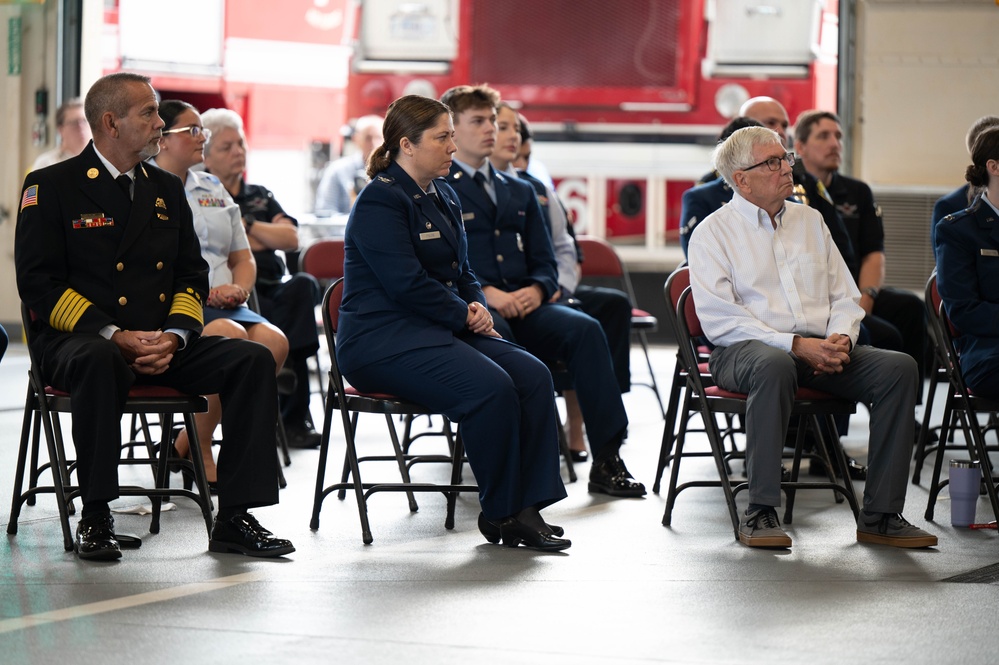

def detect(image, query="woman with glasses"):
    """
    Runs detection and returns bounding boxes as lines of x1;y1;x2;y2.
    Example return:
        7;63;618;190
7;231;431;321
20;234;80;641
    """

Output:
149;100;289;488
200;107;324;450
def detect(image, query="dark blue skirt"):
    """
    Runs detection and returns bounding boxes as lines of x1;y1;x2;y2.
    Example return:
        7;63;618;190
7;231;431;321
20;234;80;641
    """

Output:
204;305;269;326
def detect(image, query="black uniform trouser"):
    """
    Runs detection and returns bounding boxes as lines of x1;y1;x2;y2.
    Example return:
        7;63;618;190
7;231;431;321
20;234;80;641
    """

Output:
257;273;321;423
864;287;927;403
575;284;632;393
491;302;628;458
36;332;279;510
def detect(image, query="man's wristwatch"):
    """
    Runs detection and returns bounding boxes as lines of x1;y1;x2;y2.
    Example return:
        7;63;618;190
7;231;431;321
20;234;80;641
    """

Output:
862;286;880;300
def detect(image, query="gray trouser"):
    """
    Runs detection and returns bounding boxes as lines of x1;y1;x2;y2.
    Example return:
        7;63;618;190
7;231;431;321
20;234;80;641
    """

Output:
709;341;917;513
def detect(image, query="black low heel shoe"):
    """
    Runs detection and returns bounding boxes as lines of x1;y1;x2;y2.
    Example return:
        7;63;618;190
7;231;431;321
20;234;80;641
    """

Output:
497;517;571;552
478;512;563;544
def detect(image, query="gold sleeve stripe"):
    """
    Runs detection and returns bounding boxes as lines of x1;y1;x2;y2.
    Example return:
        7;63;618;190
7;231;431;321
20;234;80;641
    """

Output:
170;292;204;324
50;289;92;331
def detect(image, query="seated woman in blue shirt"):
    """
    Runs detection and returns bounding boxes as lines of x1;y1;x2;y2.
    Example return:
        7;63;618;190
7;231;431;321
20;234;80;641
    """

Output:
151;100;289;487
337;95;569;551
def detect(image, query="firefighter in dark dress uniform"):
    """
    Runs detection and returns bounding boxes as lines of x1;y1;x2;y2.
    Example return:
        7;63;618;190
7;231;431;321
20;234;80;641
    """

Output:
15;73;294;561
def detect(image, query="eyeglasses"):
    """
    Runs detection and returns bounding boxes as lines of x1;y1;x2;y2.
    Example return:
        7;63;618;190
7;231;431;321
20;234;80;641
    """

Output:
162;125;212;141
743;152;795;172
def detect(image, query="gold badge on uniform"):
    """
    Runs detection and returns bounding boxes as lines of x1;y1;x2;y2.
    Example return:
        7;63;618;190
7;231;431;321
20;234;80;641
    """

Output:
155;197;167;209
87;168;99;179
157;213;169;220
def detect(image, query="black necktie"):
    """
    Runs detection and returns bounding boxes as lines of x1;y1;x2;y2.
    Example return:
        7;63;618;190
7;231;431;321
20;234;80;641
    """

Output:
473;172;496;216
116;174;132;201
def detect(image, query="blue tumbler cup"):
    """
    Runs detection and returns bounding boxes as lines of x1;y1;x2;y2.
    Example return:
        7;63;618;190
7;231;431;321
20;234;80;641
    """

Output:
949;459;981;527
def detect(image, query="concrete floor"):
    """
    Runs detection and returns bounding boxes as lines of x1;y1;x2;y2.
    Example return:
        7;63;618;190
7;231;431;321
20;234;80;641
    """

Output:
1;342;998;664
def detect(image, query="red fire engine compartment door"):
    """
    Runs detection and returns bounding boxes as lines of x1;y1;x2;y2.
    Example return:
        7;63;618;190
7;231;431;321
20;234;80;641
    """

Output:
463;0;698;123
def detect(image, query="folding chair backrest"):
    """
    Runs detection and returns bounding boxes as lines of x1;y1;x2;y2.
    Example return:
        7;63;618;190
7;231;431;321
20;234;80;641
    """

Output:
680;286;704;339
322;277;344;340
675;287;709;391
662;266;690;345
301;238;346;284
576;235;625;279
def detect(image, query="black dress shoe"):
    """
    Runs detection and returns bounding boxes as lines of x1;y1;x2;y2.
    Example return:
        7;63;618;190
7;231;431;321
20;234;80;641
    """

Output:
497;517;571;552
808;457;868;481
208;512;295;557
569;450;589;463
477;512;563;544
285;421;322;449
75;513;122;561
588;453;647;497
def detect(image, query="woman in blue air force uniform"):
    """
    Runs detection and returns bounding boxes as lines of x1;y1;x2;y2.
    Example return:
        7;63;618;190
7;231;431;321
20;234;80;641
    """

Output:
336;95;569;551
936;125;999;398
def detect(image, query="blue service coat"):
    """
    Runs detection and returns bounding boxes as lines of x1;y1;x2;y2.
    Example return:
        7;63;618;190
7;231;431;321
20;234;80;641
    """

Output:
337;161;486;375
446;162;629;456
444;163;559;300
679;177;733;257
935;196;999;395
932;184;974;252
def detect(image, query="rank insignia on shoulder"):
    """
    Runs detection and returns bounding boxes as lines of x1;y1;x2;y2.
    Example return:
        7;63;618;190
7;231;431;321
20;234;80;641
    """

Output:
87;168;99;179
20;185;39;211
462;212;474;221
155;197;167;209
413;193;422;199
376;175;394;183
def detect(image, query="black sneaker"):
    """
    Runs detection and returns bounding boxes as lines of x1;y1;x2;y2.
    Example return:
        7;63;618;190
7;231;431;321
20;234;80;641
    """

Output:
739;507;792;548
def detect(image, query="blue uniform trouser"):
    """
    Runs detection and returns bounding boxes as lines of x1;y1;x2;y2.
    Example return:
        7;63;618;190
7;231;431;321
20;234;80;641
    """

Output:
343;333;567;521
491;302;629;458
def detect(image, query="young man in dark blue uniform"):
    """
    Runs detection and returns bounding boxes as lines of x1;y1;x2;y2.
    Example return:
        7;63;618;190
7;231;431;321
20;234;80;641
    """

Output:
441;84;645;497
15;72;294;561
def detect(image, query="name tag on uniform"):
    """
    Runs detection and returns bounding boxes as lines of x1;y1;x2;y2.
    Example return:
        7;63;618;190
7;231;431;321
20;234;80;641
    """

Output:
420;231;441;240
462;212;475;221
981;249;999;257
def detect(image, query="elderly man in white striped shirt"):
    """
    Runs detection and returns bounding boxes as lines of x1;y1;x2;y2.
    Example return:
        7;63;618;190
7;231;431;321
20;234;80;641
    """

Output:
688;126;936;550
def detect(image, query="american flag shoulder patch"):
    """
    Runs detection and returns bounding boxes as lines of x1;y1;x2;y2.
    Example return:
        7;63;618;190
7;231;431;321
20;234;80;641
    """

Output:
20;185;38;211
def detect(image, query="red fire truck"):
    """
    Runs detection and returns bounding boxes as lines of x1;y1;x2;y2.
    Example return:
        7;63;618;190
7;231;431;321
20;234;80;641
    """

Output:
346;0;839;246
102;0;838;247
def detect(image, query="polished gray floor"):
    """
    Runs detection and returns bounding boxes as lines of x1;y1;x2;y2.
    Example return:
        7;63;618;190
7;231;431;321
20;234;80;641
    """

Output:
1;342;998;664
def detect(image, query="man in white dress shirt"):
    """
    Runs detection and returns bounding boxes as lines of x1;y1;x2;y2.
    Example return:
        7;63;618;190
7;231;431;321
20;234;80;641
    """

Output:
687;126;936;550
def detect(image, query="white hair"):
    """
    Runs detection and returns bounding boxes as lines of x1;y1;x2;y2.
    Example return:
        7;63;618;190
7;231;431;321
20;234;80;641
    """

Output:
712;126;783;189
